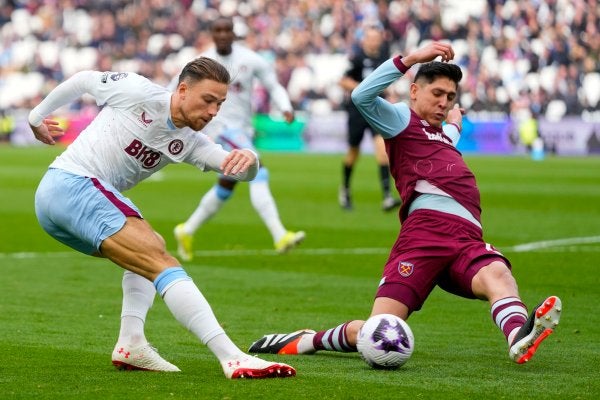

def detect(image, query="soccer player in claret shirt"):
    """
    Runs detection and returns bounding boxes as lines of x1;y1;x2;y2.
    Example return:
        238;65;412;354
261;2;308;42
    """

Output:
29;57;295;378
248;41;562;365
173;16;305;262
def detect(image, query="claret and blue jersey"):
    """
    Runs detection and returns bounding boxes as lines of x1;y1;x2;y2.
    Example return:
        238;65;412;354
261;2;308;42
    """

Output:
351;58;482;227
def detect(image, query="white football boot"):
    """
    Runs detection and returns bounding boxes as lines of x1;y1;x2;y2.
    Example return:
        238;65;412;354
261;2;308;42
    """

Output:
220;354;296;379
509;296;562;364
112;343;180;372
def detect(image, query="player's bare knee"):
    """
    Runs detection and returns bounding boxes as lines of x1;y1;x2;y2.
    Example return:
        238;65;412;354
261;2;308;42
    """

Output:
490;261;515;284
472;261;516;298
155;248;179;265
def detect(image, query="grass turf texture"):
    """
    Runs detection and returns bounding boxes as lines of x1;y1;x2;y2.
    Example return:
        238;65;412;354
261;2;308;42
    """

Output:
1;145;599;399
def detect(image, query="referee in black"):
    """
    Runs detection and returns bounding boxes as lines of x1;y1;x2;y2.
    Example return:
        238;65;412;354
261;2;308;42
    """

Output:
338;23;401;212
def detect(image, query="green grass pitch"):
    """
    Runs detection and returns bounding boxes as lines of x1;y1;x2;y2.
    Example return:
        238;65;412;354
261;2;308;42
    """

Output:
1;145;599;399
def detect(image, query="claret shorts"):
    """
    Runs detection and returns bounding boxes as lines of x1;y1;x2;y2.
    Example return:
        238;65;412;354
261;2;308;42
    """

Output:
376;209;511;312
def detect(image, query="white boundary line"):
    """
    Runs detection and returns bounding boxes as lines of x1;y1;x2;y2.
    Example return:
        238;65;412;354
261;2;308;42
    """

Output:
506;235;600;252
0;247;389;259
1;236;599;259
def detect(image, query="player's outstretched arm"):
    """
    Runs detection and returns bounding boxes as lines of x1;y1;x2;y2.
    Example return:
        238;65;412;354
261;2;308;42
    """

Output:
28;71;99;145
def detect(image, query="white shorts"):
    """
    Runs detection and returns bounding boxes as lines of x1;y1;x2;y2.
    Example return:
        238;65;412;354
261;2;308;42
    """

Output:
215;127;257;181
216;127;255;152
34;168;142;255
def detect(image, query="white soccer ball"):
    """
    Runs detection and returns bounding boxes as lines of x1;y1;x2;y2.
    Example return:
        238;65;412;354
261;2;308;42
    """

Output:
356;313;414;369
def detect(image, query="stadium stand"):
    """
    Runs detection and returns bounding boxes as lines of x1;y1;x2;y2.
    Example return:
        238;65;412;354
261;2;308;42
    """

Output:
0;0;598;146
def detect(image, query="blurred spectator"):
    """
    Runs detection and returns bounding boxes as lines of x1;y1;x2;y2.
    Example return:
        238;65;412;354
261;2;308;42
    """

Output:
0;0;598;135
470;84;511;119
0;109;15;142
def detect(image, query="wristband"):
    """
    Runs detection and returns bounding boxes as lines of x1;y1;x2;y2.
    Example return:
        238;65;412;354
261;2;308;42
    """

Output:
447;122;461;133
393;56;410;74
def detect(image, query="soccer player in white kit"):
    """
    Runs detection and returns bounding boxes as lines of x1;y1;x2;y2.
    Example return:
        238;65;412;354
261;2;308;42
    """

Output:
29;57;296;378
173;16;305;261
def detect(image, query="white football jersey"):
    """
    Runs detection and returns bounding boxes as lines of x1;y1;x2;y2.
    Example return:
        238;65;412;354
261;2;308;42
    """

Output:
31;70;251;192
199;43;293;139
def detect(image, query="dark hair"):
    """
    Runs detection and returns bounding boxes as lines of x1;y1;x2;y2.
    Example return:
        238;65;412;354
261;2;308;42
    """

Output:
210;16;234;31
177;56;230;85
414;62;463;86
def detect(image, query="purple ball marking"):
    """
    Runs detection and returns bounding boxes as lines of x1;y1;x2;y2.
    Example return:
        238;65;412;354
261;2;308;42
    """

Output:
371;318;410;354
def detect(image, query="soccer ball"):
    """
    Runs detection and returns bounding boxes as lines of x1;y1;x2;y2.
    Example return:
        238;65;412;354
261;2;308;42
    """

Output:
356;314;414;369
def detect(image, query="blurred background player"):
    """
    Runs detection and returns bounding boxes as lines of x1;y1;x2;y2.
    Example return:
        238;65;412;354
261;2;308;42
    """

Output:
173;16;305;261
338;23;401;212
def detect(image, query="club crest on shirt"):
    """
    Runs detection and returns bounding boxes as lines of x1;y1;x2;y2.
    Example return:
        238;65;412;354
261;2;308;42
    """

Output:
398;261;414;277
168;139;184;155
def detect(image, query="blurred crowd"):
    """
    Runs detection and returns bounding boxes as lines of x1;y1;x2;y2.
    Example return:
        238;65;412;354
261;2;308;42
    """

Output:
0;0;599;144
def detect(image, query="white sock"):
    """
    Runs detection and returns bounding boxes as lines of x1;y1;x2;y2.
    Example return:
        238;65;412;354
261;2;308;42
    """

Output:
297;333;316;353
508;327;521;345
117;271;156;346
184;186;225;233
206;333;246;361
250;180;286;242
161;279;243;361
